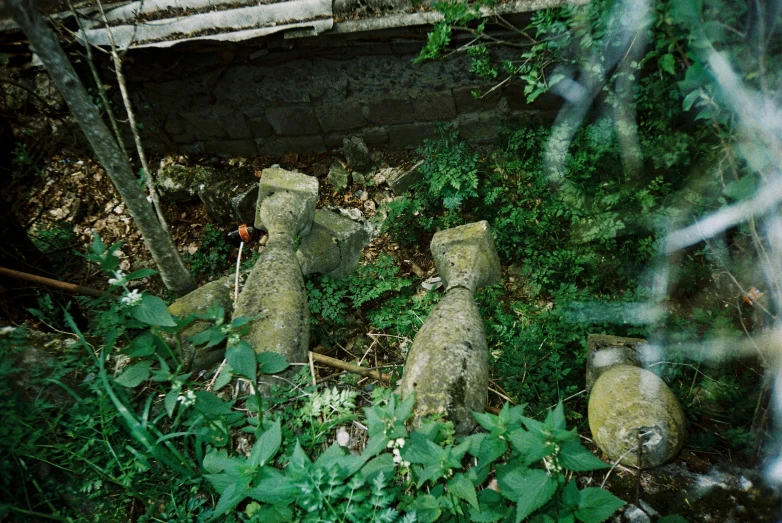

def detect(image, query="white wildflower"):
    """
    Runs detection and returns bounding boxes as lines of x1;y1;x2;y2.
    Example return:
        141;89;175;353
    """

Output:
227;333;241;347
395;437;405;448
120;289;143;307
108;270;126;286
177;390;197;407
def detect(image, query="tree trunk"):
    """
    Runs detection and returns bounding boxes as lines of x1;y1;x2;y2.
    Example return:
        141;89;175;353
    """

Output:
3;0;196;296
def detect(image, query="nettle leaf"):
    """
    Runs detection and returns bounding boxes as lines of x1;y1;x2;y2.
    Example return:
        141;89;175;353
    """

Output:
130;295;177;327
574;488;625;523
213;363;233;391
723;174;758;201
406;494;441;523
213;478;252;518
247;468;297;505
470;489;510;523
226;341;256;380
127;332;156;357
360;453;395;482
496;467;557;523
248;420;281;468
659;54;676;75
507;429;552;465
257;351;289;374
114;361;151;388
558;441;608;472
447;473;478;508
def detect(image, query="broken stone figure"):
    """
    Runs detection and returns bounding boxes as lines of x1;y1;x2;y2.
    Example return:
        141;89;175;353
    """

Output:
586;334;686;467
233;167;319;384
399;221;502;435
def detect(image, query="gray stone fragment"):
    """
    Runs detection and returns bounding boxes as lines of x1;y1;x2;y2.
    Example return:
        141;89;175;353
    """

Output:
197;167;257;225
386;161;423;194
254;167;318;236
327;161;349;191
623;505;651;523
585;334;647;391
589;365;686;468
155;164;218;202
342;136;372;172
351;171;366;186
168;275;235;372
430;220;501;293
297;209;370;278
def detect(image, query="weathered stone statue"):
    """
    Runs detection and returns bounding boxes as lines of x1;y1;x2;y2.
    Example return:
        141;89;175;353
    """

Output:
398;220;501;435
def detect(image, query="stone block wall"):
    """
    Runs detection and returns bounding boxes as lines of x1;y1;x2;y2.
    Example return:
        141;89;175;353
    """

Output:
124;36;561;156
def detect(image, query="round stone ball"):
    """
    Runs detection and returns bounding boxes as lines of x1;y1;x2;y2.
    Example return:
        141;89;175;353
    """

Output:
588;364;686;468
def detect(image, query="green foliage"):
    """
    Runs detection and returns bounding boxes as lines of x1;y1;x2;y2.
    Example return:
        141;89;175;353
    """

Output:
187;224;233;278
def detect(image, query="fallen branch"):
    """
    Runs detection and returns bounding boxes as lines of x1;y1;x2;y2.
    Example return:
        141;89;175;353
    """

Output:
0;266;105;298
310;350;390;383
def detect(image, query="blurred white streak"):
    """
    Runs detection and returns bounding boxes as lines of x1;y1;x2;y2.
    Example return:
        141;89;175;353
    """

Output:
562;302;665;325
664;176;782;254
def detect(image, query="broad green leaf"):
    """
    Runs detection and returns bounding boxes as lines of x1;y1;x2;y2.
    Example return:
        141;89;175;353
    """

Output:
248;420;281;468
545;402;566;431
226;341;256;380
497;467;557;523
114;361;150;388
257;351;289;374
681;89;700;111
574;488;625;523
130;294;177;327
212;478;251;518
478;436;508;465
194;391;233;416
406;494;441;523
469;489;509;522
404;431;443;465
473;411;501;433
362;433;389;459
396;392;416;423
507;429;552;465
252;504;293;523
127;332;156;357
448;473;479;508
247;469;297;505
559;441;608;472
670;0;701;25
561;480;580;509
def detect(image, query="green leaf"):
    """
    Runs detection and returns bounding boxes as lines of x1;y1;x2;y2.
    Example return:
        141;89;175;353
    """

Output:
247;469;297;505
213;363;233;391
226;341;256;380
130;294;177;327
127;332;156;357
561;480;580;509
574;488;625;523
165;390;178;417
248;420;281;468
507;429;552;465
212;478;251;518
257;351;289;374
126;268;158;280
448;473;479;508
359;454;395;482
670;0;701;25
545;402;566;431
251;504;293;523
470;489;510;522
406;494;441;523
681;90;700;111
723;175;757;201
114;361;151;388
558;441;608;472
659;54;676;75
496;467;557;523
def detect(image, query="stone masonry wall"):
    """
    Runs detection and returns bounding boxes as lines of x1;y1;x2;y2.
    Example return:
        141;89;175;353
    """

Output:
124;34;561;156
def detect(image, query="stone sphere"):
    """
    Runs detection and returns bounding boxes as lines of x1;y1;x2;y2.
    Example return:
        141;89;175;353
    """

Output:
588;365;686;467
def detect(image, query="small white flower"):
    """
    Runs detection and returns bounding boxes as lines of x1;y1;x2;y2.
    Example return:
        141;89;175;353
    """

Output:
393;453;402;464
395;437;405;448
227;333;241;347
120;289;143;307
177;390;197;407
387;440;395;449
108;270;126;286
